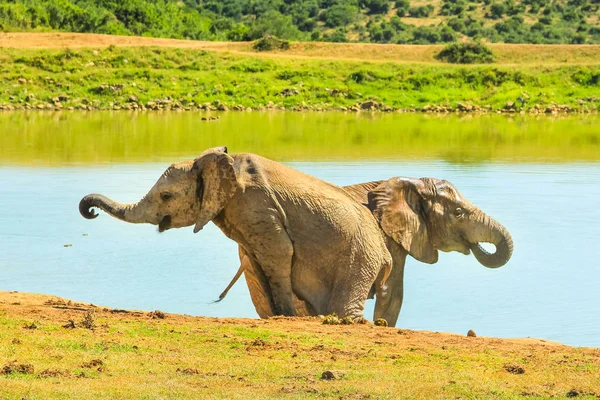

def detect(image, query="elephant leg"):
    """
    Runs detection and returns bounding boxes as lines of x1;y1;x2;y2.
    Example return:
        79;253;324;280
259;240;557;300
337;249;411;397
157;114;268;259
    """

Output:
243;215;296;316
243;254;276;318
327;256;389;319
374;242;407;327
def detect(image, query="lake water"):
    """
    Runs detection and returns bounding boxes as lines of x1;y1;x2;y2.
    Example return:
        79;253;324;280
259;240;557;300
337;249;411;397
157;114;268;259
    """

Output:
1;112;599;347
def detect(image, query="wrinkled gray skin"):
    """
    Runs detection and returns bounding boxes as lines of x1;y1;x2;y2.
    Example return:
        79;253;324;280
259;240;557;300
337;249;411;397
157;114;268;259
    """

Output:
79;147;392;319
220;177;513;326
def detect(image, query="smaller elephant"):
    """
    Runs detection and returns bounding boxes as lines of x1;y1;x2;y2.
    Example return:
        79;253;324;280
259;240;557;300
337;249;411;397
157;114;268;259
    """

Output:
79;147;392;319
219;177;513;326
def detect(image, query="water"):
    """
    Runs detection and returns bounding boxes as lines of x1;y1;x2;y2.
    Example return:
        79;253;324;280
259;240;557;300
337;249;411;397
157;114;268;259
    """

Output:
1;112;599;347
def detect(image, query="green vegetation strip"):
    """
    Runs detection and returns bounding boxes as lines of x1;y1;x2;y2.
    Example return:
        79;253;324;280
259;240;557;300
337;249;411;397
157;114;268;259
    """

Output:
0;46;598;113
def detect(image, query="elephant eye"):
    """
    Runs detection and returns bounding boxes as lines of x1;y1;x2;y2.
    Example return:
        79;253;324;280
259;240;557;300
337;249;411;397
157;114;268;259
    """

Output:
454;207;464;218
160;192;173;202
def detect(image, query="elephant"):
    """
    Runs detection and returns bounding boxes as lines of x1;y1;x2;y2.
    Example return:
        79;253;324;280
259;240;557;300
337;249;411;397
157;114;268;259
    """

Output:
218;177;513;326
79;147;392;319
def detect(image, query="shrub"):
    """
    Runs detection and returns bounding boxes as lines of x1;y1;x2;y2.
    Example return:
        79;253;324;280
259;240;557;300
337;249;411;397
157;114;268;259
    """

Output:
253;35;290;51
409;5;434;17
395;0;411;16
436;42;495;64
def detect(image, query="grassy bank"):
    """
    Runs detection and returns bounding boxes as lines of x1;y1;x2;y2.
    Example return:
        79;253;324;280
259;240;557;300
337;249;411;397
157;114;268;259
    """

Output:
1;292;599;399
0;36;599;113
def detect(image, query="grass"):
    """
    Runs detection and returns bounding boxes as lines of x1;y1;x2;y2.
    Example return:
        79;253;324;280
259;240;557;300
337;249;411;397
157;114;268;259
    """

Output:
0;34;598;113
1;292;600;399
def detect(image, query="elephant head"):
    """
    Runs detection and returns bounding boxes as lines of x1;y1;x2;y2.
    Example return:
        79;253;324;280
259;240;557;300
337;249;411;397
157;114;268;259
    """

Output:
79;146;241;233
368;177;513;268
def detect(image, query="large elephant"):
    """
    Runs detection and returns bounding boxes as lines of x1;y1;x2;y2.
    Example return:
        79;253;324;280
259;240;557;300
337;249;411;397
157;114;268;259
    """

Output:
79;147;392;319
219;177;513;326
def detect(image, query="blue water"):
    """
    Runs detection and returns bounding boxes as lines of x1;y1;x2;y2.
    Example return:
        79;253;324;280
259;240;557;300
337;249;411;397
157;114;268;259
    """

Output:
1;160;599;347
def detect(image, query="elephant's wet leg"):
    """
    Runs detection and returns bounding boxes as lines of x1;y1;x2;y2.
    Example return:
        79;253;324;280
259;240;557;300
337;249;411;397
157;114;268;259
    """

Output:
244;216;296;316
327;258;389;319
374;242;407;327
243;254;276;318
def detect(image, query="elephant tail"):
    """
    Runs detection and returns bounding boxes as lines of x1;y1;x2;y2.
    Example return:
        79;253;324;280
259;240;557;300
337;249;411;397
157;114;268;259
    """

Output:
214;262;246;302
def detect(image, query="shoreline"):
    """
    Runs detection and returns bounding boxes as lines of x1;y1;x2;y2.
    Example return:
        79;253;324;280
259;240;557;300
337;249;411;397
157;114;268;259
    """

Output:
1;290;599;398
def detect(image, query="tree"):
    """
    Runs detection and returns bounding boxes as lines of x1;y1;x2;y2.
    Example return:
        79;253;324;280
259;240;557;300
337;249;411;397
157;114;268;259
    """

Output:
322;4;357;28
395;0;410;16
489;2;506;18
361;0;390;14
408;5;434;17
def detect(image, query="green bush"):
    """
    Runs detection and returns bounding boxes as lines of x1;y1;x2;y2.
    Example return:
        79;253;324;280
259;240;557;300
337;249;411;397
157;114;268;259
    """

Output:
436;42;495;64
252;35;290;52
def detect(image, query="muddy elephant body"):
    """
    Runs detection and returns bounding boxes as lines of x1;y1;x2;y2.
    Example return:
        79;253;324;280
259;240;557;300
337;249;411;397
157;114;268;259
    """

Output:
223;178;513;326
80;148;391;319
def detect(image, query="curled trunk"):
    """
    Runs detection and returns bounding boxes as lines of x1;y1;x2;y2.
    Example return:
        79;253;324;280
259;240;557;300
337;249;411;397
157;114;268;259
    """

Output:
79;194;147;223
468;213;513;268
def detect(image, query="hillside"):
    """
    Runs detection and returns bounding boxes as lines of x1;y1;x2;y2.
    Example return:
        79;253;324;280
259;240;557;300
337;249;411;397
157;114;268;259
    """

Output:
1;291;599;399
0;0;599;45
0;33;598;113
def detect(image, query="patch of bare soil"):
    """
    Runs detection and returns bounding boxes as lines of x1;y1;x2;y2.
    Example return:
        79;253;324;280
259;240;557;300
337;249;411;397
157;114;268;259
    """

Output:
0;289;579;359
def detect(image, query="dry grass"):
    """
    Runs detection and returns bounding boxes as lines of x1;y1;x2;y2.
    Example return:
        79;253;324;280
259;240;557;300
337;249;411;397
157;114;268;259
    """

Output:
1;32;599;65
1;291;599;399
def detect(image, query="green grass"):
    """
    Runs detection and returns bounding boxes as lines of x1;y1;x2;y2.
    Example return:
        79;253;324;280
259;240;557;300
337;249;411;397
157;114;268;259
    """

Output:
2;299;600;400
0;46;598;113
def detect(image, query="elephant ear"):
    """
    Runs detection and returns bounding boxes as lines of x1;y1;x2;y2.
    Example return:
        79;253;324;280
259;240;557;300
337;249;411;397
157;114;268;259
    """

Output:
192;151;239;233
368;178;438;264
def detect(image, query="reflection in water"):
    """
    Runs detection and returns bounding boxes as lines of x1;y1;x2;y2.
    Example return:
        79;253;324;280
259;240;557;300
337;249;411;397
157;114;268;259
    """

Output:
0;113;599;347
0;112;599;165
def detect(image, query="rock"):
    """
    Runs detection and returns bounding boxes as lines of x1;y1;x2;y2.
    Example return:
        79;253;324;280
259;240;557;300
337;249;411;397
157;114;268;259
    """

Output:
457;102;472;112
217;103;228;111
17;78;27;84
422;104;431;111
467;329;476;337
233;104;245;111
279;88;299;97
340;316;354;325
128;95;138;103
320;370;345;380
374;318;388;327
505;102;515;109
360;100;377;110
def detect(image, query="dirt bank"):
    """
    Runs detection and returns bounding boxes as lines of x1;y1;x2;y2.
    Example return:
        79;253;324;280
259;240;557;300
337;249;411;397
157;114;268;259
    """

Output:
1;291;598;399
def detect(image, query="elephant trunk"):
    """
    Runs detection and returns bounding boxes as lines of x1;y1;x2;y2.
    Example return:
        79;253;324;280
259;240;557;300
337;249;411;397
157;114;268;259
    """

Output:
79;194;148;224
468;212;513;269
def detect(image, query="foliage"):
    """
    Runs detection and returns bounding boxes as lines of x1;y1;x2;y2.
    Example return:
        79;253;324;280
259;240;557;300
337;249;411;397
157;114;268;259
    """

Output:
252;35;290;51
436;42;495;63
0;0;598;44
0;45;598;116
